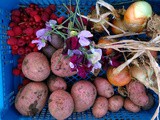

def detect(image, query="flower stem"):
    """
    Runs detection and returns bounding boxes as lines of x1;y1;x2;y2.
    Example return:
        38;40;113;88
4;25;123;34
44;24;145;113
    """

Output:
63;3;83;30
54;29;67;39
76;0;85;29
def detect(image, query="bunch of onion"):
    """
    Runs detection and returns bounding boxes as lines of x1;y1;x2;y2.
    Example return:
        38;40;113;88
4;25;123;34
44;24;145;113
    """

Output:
78;0;125;35
112;1;153;34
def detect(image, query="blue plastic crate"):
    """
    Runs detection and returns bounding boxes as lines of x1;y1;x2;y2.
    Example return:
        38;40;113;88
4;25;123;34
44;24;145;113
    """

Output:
0;0;160;120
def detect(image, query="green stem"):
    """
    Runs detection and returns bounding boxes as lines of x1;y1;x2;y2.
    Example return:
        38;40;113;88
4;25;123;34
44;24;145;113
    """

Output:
76;0;85;30
55;25;80;32
54;29;67;39
63;3;83;30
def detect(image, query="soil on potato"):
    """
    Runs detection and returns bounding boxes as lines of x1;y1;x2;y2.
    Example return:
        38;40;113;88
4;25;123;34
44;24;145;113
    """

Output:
28;100;39;116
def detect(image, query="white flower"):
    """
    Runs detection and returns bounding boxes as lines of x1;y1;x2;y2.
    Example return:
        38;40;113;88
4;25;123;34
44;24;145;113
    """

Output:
89;48;102;64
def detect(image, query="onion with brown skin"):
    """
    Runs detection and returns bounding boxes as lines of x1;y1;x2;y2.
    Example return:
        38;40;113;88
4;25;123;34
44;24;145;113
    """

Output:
130;64;155;85
124;1;152;32
107;66;131;87
111;18;127;34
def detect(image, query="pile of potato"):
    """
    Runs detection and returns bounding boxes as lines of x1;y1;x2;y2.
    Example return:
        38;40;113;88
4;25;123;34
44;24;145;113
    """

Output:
15;49;155;119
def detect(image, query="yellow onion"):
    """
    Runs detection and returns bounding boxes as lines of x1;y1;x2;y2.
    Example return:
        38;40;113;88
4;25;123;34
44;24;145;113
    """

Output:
89;8;109;32
130;64;154;84
93;18;109;33
111;18;127;34
124;1;152;32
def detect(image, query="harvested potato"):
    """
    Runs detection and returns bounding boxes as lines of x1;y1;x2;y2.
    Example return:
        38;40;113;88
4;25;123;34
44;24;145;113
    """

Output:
71;80;97;112
142;93;154;110
42;45;56;58
92;97;108;118
108;95;124;112
51;49;77;77
50;33;64;49
126;80;149;107
22;52;50;82
94;77;114;98
15;82;48;116
124;98;141;113
48;90;74;120
47;75;67;92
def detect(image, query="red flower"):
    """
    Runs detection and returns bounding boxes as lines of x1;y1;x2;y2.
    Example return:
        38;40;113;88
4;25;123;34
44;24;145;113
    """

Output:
63;36;80;54
67;36;80;50
77;66;87;78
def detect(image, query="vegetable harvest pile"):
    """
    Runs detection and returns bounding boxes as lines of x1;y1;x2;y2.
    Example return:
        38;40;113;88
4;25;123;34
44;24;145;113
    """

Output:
7;0;160;119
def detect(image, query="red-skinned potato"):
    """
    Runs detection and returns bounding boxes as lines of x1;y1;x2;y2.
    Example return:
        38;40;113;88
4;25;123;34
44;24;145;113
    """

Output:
51;49;77;77
142;93;154;110
47;75;67;92
22;52;50;82
15;82;48;116
126;80;149;107
108;95;124;112
94;77;114;98
71;80;97;112
92;97;108;118
48;90;74;120
124;98;141;113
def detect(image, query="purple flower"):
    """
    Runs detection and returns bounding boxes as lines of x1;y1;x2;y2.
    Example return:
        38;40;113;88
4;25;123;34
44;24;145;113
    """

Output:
32;39;46;50
79;37;90;46
78;30;93;38
36;29;48;38
32;28;52;50
78;30;93;46
36;28;52;42
67;49;82;57
37;27;53;42
46;20;57;30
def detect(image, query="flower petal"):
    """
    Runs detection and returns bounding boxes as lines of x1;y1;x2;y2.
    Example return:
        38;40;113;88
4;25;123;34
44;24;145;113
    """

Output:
37;42;46;50
79;37;90;46
67;49;74;56
32;40;40;44
46;20;57;28
93;62;102;69
36;29;47;38
91;48;102;56
49;20;57;26
78;30;93;38
69;62;74;69
77;66;87;78
72;49;82;55
91;62;102;73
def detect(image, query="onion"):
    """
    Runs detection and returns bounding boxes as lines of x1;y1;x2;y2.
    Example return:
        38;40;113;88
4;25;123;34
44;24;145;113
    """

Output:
130;64;154;83
93;18;109;33
111;18;127;34
124;1;152;32
89;8;109;32
107;66;131;87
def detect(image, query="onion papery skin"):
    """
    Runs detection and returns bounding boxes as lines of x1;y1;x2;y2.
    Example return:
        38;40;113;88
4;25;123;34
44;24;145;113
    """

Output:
124;1;152;32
